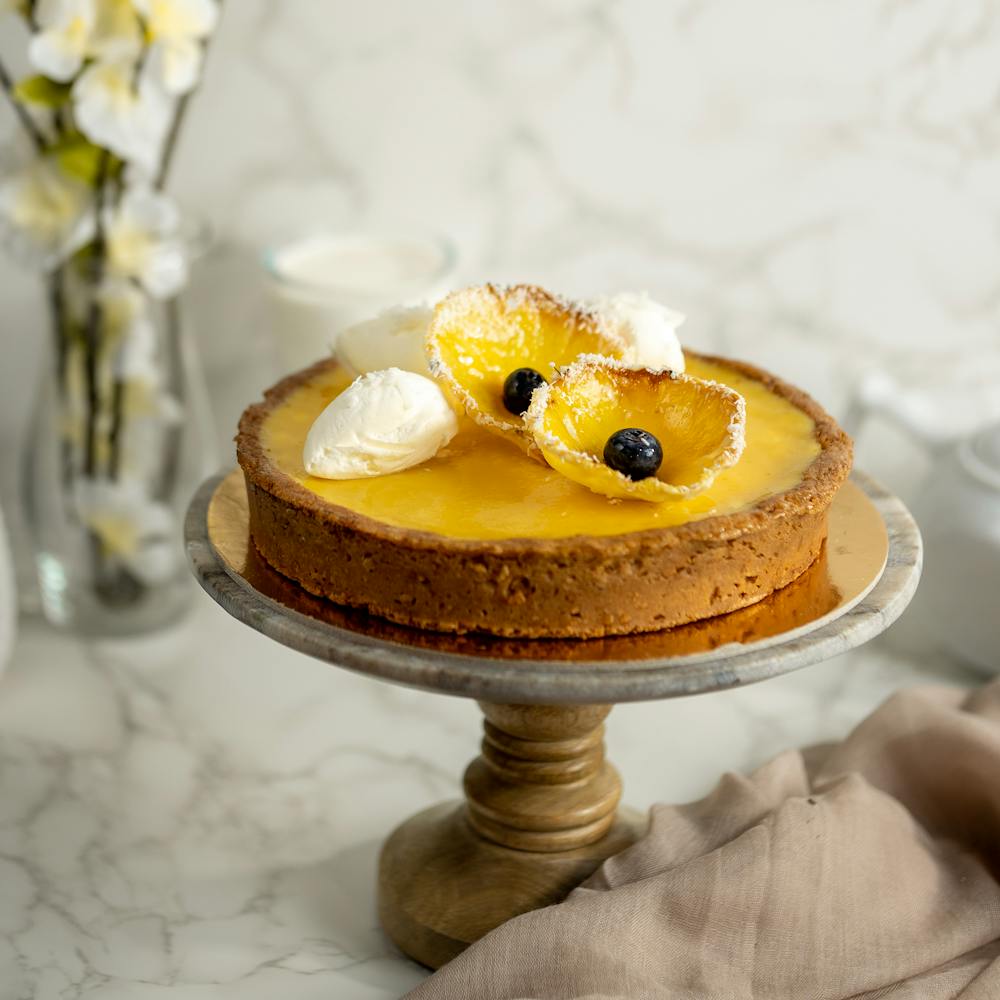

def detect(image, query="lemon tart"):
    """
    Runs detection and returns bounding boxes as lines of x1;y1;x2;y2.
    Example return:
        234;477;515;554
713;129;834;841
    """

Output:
236;341;852;638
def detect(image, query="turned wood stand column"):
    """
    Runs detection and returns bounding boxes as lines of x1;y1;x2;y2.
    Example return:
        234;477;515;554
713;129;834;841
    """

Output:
465;703;623;851
377;703;646;970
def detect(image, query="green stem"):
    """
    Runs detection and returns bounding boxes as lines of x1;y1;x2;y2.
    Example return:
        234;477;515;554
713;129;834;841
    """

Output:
82;319;100;476
154;91;191;192
47;268;67;390
96;46;158;484
0;55;48;150
46;266;75;492
107;377;125;480
82;154;111;478
153;297;184;500
154;3;224;192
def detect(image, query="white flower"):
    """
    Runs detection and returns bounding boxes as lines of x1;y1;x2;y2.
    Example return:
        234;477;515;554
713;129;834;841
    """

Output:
133;0;219;95
28;0;94;81
99;281;183;426
72;60;173;172
29;0;141;79
90;0;143;62
75;477;178;585
100;280;157;374
103;188;188;297
0;159;95;267
116;319;157;381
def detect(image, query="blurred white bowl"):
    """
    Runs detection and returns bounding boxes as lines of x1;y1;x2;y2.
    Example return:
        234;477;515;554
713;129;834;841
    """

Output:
262;231;457;375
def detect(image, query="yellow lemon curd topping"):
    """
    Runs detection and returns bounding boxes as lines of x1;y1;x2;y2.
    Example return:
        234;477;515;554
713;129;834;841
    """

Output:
260;355;820;541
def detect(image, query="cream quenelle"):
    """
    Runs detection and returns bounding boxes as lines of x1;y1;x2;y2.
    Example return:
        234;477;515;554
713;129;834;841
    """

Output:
302;367;457;479
335;305;433;376
587;292;686;372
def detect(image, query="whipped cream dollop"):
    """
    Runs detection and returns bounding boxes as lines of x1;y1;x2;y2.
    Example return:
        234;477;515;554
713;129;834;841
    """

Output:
335;305;432;376
303;368;458;479
588;292;686;372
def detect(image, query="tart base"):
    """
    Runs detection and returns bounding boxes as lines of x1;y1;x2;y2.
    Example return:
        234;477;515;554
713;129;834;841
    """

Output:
245;474;829;637
237;354;851;639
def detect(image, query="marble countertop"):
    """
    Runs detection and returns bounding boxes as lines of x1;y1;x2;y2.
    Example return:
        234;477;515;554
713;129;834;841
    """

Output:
0;591;976;998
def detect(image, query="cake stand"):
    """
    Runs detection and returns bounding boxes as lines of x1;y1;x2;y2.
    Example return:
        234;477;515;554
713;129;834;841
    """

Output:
185;470;921;970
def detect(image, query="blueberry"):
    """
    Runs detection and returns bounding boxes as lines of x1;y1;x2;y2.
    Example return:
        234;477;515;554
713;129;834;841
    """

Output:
604;428;663;481
502;367;547;416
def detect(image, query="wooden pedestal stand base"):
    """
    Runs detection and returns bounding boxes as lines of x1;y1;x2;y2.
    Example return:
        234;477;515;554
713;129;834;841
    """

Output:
187;471;920;977
378;703;646;969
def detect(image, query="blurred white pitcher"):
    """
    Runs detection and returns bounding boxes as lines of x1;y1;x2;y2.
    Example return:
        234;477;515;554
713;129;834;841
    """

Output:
263;231;456;374
848;372;1000;675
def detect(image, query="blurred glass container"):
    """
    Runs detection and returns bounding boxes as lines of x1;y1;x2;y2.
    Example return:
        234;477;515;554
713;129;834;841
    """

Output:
262;231;456;374
850;373;1000;674
20;221;216;637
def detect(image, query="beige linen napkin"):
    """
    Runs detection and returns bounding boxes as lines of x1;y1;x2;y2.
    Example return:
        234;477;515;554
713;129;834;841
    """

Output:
407;681;1000;999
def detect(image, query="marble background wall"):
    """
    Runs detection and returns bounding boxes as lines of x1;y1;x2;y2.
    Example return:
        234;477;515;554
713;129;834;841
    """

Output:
3;0;1000;562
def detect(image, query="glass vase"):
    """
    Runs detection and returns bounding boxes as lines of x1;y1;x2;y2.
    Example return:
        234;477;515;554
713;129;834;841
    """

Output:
21;274;215;637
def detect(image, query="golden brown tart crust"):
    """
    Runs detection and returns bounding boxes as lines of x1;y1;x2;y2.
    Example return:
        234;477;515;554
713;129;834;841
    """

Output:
236;354;852;638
